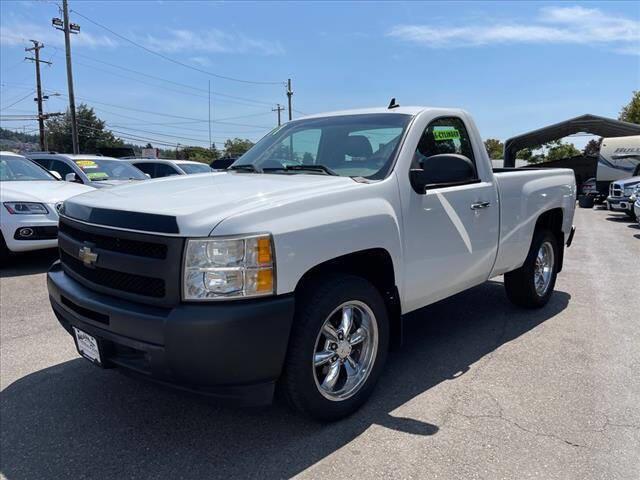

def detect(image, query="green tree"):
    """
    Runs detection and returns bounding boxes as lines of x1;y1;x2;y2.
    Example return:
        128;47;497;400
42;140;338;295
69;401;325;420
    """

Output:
46;104;123;153
516;147;544;164
583;138;602;157
182;146;215;163
484;138;504;160
619;91;640;124
223;138;254;157
545;140;581;162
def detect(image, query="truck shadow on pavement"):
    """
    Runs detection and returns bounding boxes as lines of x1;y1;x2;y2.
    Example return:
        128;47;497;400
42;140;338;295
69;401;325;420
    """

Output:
0;281;569;479
0;249;58;278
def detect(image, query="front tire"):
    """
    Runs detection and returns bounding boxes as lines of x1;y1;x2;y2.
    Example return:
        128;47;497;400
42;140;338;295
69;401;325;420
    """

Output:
281;275;389;421
504;229;559;309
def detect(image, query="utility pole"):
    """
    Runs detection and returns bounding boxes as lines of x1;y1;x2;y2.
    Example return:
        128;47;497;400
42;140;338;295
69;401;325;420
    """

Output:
52;0;80;153
286;78;293;121
208;80;213;150
272;104;284;126
25;40;51;151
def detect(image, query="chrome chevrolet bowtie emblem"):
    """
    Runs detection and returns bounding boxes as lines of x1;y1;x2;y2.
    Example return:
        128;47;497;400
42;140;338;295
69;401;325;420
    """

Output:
78;246;98;267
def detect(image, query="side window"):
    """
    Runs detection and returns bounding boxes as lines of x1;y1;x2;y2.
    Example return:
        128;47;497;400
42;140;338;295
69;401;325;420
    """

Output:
134;163;156;177
154;163;180;177
413;117;477;176
50;159;74;177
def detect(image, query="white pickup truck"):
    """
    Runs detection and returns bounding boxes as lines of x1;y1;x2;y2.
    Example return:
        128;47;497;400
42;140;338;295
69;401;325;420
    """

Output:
48;106;576;420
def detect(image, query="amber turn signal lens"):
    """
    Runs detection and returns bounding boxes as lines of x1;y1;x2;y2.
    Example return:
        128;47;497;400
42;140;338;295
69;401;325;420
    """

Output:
257;237;272;264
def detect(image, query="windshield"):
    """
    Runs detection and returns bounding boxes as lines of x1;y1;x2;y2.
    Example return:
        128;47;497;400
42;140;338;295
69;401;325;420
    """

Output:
0;155;54;181
74;158;147;182
180;163;212;174
233;113;412;179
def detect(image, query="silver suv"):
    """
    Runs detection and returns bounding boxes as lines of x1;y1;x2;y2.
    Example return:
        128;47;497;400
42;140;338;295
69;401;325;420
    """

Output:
27;153;147;188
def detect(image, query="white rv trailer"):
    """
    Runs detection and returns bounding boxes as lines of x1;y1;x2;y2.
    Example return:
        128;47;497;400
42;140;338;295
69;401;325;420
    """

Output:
596;135;640;193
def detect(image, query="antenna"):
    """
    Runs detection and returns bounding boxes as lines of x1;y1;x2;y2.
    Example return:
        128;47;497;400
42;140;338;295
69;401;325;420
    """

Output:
388;98;400;109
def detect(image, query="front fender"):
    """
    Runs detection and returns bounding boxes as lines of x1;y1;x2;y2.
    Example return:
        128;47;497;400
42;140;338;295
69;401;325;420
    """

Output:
211;179;403;296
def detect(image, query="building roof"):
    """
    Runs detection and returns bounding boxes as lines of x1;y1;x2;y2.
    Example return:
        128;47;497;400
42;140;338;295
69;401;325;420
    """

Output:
504;114;640;167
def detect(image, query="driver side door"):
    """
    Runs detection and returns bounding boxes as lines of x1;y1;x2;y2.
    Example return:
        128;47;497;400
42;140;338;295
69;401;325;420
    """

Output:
400;116;499;312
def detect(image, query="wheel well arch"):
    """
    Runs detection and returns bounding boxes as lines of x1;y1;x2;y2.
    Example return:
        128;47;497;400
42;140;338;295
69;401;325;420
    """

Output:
294;248;403;349
534;208;565;272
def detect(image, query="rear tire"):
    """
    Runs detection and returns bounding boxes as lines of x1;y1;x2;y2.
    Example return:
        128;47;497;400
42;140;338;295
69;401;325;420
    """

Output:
280;274;389;421
578;195;594;208
504;229;559;309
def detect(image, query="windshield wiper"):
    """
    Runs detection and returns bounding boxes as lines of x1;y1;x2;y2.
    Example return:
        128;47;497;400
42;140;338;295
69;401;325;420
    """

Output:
228;164;263;173
280;164;339;176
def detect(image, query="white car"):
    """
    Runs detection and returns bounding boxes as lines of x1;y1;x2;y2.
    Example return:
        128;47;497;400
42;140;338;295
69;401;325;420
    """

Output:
128;158;213;178
48;106;576;420
0;152;93;259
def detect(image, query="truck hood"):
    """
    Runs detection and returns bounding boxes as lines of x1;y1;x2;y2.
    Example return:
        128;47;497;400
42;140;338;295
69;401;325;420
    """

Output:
0;180;93;204
63;172;358;236
613;176;640;187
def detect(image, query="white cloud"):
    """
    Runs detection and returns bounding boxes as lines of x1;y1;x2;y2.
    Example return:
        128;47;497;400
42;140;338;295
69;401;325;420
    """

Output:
388;5;640;55
0;22;118;49
140;29;284;56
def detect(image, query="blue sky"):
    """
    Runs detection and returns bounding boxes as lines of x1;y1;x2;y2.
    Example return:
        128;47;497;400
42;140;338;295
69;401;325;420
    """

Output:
1;1;638;149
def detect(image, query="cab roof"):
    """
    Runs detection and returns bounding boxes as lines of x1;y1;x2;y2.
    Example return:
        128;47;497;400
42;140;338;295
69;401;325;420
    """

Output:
296;106;461;120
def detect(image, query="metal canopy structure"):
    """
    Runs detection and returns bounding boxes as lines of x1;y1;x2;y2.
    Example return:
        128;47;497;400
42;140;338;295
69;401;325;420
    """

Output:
503;114;640;167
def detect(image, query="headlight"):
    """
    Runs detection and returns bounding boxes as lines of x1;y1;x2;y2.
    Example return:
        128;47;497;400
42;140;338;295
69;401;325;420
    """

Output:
624;187;636;196
3;202;49;214
183;234;275;300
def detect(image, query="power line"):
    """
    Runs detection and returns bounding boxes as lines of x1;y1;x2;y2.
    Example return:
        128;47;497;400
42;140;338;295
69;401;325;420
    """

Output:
60;48;278;107
56;92;273;127
0;91;35;111
71;58;276;108
71;8;284;86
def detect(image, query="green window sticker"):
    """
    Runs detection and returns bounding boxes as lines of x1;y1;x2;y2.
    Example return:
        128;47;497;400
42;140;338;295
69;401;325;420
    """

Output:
433;128;460;141
87;172;109;181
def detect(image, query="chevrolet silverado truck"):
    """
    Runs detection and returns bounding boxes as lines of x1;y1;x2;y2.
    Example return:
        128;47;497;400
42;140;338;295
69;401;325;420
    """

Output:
48;107;576;421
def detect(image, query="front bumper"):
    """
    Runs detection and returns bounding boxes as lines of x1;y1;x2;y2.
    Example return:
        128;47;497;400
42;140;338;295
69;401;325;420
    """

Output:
0;215;58;252
48;261;295;405
607;196;634;212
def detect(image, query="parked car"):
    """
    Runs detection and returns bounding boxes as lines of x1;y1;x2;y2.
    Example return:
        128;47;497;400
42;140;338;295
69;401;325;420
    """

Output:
0;151;93;260
128;158;213;178
607;175;640;218
632;184;640;222
27;153;147;188
577;177;598;208
210;156;237;170
48;106;576;420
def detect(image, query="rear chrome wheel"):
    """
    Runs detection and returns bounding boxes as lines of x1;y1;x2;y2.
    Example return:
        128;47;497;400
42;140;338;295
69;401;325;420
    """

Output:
313;301;378;401
534;241;555;297
504;229;559;309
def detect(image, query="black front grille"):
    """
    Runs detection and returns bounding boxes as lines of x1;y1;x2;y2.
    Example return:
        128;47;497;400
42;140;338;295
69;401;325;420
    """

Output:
61;250;165;298
59;221;167;259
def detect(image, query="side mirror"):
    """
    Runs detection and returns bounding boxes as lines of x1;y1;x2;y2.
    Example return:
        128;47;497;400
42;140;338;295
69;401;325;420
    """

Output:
409;154;476;192
64;172;77;183
144;173;151;178
49;170;62;180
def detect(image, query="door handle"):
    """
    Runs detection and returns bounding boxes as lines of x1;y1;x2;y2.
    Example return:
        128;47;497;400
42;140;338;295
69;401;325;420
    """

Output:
470;201;491;210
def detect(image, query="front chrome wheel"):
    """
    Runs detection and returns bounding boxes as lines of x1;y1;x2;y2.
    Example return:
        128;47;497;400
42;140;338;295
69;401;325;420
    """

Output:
534;241;554;296
313;301;378;401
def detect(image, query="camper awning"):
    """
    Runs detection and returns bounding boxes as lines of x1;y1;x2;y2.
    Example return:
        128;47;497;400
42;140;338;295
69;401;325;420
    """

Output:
504;114;640;167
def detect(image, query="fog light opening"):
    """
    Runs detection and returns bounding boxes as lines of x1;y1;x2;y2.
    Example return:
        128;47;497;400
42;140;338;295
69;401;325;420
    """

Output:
18;227;34;238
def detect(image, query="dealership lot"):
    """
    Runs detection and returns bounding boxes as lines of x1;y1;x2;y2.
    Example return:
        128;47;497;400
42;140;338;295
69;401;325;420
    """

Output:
1;207;638;479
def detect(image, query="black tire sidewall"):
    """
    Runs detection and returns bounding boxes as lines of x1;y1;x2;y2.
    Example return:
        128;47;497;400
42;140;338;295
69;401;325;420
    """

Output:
521;230;559;307
282;275;390;421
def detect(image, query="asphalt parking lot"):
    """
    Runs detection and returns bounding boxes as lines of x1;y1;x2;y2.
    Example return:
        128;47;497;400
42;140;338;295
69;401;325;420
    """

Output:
1;207;639;480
